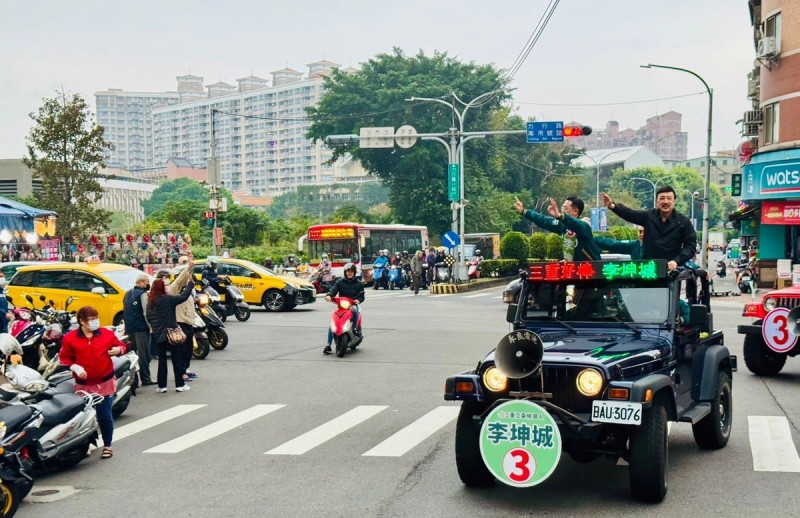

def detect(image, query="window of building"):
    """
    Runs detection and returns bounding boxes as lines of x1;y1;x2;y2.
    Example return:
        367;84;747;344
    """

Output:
765;12;781;46
764;102;780;144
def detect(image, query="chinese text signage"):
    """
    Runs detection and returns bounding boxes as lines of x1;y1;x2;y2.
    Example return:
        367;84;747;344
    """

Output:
526;121;564;143
309;227;356;240
527;260;666;282
761;201;800;225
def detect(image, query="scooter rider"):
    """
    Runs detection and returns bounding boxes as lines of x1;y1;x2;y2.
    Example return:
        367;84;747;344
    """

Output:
323;263;364;355
320;253;333;284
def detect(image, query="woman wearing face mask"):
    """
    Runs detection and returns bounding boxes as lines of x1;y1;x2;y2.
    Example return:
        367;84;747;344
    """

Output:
59;306;127;459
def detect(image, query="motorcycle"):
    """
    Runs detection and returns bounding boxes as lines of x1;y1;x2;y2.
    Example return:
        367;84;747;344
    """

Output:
434;261;450;284
309;268;337;294
196;287;228;350
387;265;406;290
0;401;42;512
329;296;363;358
372;263;388;290
737;264;755;294
716;260;727;278
203;279;250;323
191;310;211;360
0;335;100;472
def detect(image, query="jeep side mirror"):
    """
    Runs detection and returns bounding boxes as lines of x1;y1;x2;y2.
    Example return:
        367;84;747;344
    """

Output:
506;303;518;323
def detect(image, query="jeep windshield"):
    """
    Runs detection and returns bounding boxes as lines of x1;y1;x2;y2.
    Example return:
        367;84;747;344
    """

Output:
520;260;671;326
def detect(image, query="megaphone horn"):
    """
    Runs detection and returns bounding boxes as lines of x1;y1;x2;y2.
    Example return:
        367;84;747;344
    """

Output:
787;306;800;336
494;330;544;379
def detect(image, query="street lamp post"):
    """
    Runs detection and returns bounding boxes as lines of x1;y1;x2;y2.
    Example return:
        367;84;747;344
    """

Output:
631;174;680;207
641;64;713;268
566;148;631;208
678;188;697;229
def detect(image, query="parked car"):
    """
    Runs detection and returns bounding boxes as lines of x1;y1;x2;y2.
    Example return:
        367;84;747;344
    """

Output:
739;283;800;375
5;260;148;326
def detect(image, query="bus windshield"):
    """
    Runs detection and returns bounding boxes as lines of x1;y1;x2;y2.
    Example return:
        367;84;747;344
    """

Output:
308;239;360;264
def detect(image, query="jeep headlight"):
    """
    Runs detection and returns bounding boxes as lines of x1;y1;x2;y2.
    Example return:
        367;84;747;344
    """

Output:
482;366;508;393
763;297;776;311
576;369;604;397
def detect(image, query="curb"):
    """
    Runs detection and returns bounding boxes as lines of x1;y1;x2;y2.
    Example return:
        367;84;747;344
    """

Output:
429;276;515;295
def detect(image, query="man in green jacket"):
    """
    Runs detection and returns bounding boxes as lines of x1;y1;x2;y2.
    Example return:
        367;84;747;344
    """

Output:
514;196;601;261
594;226;644;259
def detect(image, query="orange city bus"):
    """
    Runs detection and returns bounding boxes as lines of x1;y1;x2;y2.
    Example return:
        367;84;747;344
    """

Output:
298;223;429;284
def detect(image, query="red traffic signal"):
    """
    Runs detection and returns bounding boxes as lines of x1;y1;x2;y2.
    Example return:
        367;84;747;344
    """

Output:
562;125;592;137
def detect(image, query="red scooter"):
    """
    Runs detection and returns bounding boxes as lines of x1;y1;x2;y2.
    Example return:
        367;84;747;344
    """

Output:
329;296;363;357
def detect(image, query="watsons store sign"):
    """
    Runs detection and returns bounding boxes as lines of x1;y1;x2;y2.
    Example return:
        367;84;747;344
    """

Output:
743;150;800;200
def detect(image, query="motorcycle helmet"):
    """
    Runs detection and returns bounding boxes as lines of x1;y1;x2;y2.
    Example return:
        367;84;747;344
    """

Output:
395;252;401;258
206;256;219;269
288;254;295;261
343;263;357;275
321;253;329;260
402;251;409;258
475;249;482;256
0;334;22;356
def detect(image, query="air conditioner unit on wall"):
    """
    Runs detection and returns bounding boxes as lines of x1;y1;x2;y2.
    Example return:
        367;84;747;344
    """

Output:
756;36;778;58
743;110;762;124
747;79;759;100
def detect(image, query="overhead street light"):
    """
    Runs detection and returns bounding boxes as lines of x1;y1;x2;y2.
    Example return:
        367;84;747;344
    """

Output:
630;174;680;207
566;148;631;208
641;63;713;268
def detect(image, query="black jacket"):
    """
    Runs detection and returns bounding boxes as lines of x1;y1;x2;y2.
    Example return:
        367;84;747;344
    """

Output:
123;286;149;333
146;282;194;344
328;276;365;303
610;203;696;265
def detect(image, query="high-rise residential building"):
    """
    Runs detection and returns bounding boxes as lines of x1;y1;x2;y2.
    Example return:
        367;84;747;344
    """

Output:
566;112;689;161
149;60;350;196
94;90;181;169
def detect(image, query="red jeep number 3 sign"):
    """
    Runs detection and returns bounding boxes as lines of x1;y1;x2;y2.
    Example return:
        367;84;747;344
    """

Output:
762;307;798;353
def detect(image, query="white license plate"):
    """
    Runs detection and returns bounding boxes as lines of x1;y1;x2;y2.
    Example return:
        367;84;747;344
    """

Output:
591;401;642;425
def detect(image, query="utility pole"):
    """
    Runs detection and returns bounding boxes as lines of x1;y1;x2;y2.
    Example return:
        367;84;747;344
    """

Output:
208;108;223;256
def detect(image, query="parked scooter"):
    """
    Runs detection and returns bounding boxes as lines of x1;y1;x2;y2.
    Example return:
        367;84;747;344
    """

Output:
737;262;755;294
387;265;406;290
191;310;211;360
329;296;363;358
434;261;450;283
0;401;42;510
196;287;228;350
0;334;100;472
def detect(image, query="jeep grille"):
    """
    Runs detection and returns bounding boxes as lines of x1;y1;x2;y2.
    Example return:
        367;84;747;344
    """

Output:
777;297;800;310
521;366;595;414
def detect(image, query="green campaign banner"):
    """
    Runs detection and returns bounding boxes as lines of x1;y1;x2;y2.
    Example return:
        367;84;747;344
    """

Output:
479;400;562;487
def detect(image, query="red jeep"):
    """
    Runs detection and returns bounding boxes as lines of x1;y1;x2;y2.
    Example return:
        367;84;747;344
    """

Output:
739;284;800;375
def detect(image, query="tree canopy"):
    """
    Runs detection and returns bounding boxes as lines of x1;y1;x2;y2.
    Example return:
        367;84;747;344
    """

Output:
24;92;112;236
142;177;231;217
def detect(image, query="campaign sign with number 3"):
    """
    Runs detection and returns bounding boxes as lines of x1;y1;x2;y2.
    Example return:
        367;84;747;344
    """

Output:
479;400;561;487
762;307;798;353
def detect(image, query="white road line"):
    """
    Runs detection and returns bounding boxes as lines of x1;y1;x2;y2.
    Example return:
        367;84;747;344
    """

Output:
362;406;460;457
749;416;800;472
462;292;493;299
265;405;388;455
144;404;285;454
116;404;207;442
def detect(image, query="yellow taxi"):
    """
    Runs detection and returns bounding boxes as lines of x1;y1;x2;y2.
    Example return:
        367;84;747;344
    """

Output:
182;258;316;312
6;261;149;326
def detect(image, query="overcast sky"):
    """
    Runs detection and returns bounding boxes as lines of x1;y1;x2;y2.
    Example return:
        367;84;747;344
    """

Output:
1;0;754;160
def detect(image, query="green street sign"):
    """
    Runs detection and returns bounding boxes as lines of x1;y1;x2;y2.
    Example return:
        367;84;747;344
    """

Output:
448;163;460;202
731;173;742;196
479;400;562;487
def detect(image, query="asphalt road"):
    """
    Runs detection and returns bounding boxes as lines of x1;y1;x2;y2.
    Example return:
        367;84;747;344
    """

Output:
20;275;800;518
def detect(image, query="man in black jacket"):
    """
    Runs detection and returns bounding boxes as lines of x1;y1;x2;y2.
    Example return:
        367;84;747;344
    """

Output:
600;186;696;271
323;263;364;355
123;274;154;385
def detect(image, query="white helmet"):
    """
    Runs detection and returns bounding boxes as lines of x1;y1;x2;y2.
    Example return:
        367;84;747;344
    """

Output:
0;333;22;356
206;256;219;268
321;253;329;260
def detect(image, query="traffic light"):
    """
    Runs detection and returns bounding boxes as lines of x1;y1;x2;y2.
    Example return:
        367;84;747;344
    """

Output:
562;125;592;137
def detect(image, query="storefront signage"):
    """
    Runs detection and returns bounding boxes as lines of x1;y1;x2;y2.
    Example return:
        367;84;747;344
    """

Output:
761;201;800;225
742;149;800;200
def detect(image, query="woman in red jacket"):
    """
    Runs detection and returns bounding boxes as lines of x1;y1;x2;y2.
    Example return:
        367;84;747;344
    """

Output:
60;306;127;459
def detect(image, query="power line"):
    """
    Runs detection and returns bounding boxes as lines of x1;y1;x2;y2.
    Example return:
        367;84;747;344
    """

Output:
511;91;706;107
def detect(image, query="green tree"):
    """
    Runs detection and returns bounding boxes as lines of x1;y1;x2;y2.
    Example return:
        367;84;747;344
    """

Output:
142;178;231;217
545;233;563;260
500;231;529;266
529;233;547;260
330;204;371;223
23;92;112;236
306;48;511;235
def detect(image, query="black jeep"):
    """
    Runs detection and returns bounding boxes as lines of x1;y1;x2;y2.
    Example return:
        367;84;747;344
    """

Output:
444;259;735;502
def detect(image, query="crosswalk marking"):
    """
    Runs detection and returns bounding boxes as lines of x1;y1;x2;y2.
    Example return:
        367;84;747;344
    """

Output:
265;405;388;455
362;406;460;457
116;404;207;442
144;404;285;454
748;416;800;472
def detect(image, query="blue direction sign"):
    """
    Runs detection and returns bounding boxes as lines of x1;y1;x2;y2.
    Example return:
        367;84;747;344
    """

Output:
448;163;460;201
442;230;460;249
526;121;564;143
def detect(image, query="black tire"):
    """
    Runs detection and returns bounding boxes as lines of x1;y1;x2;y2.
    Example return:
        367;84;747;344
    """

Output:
0;481;19;518
193;336;210;359
58;441;91;469
112;393;131;419
629;400;668;503
235;306;251;321
743;330;786;376
388;281;395;290
209;328;229;350
335;335;348;358
692;371;732;449
455;401;495;487
262;289;288;312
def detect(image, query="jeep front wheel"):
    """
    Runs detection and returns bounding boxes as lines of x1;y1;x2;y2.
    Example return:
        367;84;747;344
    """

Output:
455;401;494;487
692;371;732;449
743;331;786;376
628;400;668;503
